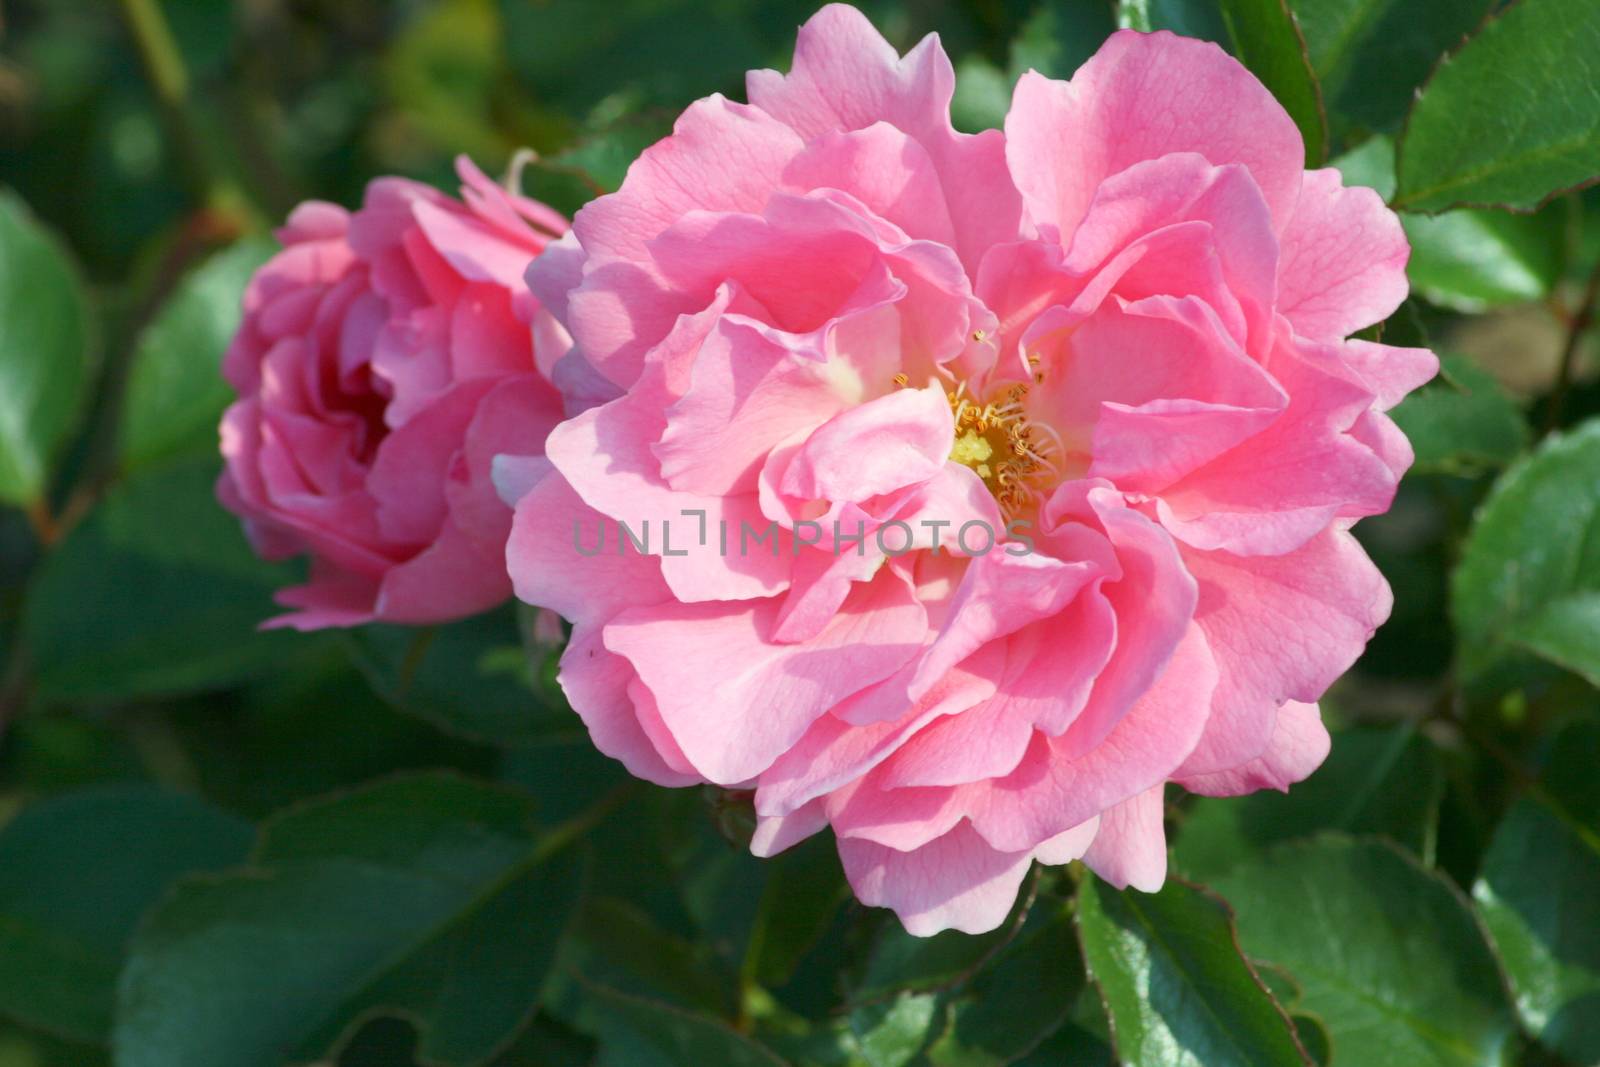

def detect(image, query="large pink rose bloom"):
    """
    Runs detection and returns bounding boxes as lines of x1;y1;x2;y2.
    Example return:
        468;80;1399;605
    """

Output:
219;157;569;629
508;6;1436;934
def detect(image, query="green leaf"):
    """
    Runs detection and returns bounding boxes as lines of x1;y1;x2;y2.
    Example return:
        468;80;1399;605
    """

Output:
926;903;1083;1067
113;773;583;1067
1453;419;1600;683
22;456;311;701
0;189;92;507
1289;0;1494;137
544;116;673;196
1213;836;1518;1067
575;980;786;1067
0;785;250;1042
851;884;1031;1004
742;834;849;990
1173;724;1444;883
1474;793;1600;1066
346;607;574;747
1077;877;1310;1067
1403;210;1563;311
562;896;733;1018
1390;355;1531;475
1333;137;1564;311
1218;0;1327;165
1394;0;1600;212
118;238;274;470
490;1014;596;1067
850;993;941;1067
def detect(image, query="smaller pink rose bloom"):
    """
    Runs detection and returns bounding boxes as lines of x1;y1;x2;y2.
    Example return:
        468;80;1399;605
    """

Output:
218;156;569;629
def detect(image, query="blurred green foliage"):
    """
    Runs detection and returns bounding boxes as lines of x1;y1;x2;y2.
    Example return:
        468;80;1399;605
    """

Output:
2;1;1600;1065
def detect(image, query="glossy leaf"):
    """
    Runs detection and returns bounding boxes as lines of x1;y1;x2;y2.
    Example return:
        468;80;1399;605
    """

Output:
1474;793;1600;1065
0;786;250;1043
118;238;274;470
113;773;582;1067
1214;836;1518;1067
1290;0;1493;136
1077;877;1310;1067
0;189;92;507
1395;0;1600;212
1453;419;1600;684
23;456;310;700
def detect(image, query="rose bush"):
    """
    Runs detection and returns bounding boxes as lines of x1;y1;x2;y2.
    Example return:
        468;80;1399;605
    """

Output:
217;156;570;629
505;4;1436;933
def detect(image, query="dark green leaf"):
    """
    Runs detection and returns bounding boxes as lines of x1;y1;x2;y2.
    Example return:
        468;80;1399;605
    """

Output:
1474;796;1600;1066
742;834;849;990
562;896;733;1018
1391;355;1531;475
927;903;1083;1067
23;456;311;701
0;785;250;1042
346;607;574;747
0;189;92;507
490;1014;596;1067
113;773;582;1067
575;979;787;1067
1394;0;1600;212
1218;0;1327;165
118;238;274;470
1077;877;1310;1067
851;882;1031;1004
1173;724;1444;882
1290;0;1494;137
1452;419;1600;684
1214;836;1518;1067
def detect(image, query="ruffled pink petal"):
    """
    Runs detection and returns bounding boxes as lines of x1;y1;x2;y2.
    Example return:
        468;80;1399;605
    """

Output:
838;819;1033;936
962;623;1215;852
747;3;1022;274
505;471;672;630
1081;785;1167;891
557;627;703;788
1005;30;1304;240
1174;532;1387;778
1277;168;1409;341
604;569;928;784
1177;700;1330;796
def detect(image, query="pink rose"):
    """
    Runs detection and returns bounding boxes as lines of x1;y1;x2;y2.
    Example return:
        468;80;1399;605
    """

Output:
219;156;569;629
507;5;1437;934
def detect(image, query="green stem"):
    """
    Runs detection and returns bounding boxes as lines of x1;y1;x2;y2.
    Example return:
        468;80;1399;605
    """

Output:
117;0;189;110
115;0;253;220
